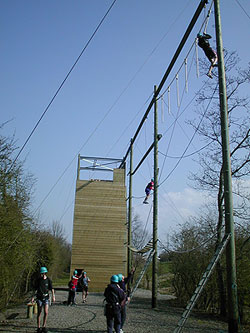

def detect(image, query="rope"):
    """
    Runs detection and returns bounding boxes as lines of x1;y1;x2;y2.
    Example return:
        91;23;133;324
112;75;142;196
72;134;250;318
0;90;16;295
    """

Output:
7;0;118;174
158;233;217;254
158;81;218;188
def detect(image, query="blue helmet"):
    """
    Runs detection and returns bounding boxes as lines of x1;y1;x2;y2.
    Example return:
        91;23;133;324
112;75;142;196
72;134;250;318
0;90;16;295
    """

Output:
110;275;119;283
197;33;203;38
117;273;123;282
74;270;78;275
40;266;48;274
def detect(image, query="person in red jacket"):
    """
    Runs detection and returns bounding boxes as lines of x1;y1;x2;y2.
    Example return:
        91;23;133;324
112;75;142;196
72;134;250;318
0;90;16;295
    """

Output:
67;270;79;306
143;179;154;204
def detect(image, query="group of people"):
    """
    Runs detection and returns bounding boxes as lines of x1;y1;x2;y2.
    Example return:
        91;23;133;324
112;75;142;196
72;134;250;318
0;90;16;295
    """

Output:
104;267;135;333
31;267;90;333
32;266;135;333
67;269;90;306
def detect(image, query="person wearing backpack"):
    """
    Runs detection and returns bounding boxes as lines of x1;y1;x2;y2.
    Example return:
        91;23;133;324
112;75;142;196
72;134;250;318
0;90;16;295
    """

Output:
104;275;125;333
117;267;135;333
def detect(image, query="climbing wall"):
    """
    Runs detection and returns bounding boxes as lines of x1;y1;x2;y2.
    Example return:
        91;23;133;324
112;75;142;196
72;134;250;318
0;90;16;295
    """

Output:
70;168;127;291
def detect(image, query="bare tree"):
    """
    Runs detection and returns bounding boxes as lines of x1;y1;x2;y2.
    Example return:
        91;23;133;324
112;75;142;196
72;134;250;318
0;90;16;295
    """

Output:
188;51;250;317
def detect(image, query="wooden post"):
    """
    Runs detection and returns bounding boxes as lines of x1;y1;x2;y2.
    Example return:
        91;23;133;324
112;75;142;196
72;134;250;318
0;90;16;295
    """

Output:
33;302;38;314
27;303;33;318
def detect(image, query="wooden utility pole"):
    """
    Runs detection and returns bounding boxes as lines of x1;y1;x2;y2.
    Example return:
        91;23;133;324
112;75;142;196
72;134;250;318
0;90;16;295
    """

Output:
127;139;133;273
152;85;159;308
214;1;239;331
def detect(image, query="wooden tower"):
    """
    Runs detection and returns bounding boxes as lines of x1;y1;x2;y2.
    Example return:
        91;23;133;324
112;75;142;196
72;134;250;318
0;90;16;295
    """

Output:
70;156;127;291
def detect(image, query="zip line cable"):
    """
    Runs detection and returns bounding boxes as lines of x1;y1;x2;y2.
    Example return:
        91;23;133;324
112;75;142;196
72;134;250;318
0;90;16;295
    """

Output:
7;0;188;235
158;233;217;254
159;140;213;159
234;0;250;21
31;0;191;217
24;0;207;220
7;0;118;174
5;1;210;254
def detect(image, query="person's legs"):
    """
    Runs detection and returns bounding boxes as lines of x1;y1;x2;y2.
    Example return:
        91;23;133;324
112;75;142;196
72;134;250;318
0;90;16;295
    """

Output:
42;303;49;328
114;310;121;333
85;287;88;301
106;315;114;333
207;52;218;78
72;289;77;304
121;305;126;329
37;301;43;330
68;290;74;305
143;189;150;203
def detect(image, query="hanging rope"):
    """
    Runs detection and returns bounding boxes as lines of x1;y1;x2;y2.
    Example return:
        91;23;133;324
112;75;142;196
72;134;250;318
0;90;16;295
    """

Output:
203;6;212;35
161;95;164;123
185;58;188;93
195;38;200;78
168;86;171;114
176;74;180;108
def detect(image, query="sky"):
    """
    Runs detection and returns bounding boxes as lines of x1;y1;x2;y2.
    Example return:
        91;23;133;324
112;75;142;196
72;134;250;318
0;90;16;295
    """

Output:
1;0;249;244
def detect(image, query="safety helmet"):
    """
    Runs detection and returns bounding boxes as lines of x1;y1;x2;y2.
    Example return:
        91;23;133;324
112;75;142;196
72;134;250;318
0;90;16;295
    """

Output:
197;33;203;38
110;275;119;283
83;272;87;275
117;273;123;282
151;178;154;182
74;270;78;275
40;267;48;274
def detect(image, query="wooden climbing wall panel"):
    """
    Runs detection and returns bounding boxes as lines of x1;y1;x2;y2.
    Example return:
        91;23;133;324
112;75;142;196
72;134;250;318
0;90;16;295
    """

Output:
70;168;127;291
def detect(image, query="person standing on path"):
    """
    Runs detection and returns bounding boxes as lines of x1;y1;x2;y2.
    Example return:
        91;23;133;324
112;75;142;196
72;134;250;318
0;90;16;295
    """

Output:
67;270;79;306
104;275;125;333
31;266;55;333
117;267;135;333
79;271;91;303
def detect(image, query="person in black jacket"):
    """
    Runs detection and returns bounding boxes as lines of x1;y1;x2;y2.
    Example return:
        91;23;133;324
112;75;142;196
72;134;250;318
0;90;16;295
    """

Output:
104;275;125;333
31;267;55;333
117;267;135;333
197;32;218;79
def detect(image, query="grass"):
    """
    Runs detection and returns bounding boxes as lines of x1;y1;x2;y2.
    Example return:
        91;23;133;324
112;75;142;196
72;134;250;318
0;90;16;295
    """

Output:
53;272;70;287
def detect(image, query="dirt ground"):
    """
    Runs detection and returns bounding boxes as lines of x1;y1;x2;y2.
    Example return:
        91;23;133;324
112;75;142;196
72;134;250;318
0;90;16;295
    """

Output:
0;289;247;333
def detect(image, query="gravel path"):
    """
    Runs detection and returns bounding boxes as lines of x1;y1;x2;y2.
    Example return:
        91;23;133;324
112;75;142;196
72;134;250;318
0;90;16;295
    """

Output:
0;289;243;333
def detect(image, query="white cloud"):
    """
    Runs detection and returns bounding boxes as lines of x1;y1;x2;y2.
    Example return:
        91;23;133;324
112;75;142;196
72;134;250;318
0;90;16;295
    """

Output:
133;187;213;242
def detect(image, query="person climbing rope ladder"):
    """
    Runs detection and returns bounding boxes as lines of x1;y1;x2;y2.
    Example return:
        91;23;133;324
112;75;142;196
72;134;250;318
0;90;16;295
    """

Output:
197;32;218;79
143;179;154;204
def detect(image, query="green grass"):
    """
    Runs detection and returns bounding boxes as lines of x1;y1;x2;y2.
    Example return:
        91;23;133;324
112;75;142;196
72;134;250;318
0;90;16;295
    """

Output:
53;272;70;287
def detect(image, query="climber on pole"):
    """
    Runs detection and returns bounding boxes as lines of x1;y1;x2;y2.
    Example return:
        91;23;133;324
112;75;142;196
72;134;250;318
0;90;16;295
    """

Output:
143;179;154;204
197;32;218;79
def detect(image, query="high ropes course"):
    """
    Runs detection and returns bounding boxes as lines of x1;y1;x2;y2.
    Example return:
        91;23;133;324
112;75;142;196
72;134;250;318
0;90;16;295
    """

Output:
118;0;240;332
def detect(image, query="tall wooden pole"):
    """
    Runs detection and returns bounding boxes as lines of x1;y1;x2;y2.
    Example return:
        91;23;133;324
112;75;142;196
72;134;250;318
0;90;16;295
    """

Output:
127;139;133;274
214;1;239;331
152;85;158;308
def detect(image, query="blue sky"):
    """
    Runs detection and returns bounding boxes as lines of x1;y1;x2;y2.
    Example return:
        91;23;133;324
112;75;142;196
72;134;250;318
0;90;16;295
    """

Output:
1;0;249;243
